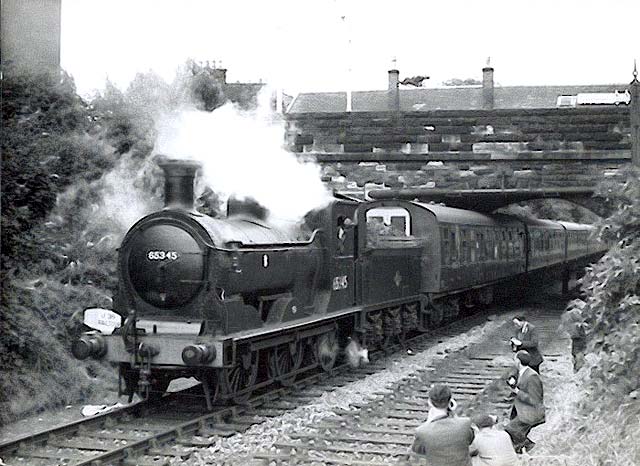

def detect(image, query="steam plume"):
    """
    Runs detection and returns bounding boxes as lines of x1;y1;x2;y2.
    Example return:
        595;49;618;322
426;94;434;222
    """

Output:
154;89;333;222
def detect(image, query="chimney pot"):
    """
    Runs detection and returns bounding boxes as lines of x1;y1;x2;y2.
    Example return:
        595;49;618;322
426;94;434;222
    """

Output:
482;66;494;110
388;69;399;90
388;69;400;111
212;68;227;84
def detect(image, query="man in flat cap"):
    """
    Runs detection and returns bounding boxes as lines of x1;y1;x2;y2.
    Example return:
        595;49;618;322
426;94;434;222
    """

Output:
411;384;475;466
505;350;545;453
469;413;518;466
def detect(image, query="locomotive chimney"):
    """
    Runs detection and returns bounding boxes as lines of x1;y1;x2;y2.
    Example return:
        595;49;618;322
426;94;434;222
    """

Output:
158;159;202;210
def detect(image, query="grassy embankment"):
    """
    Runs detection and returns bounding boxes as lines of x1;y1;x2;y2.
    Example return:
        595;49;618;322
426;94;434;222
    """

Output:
527;167;640;465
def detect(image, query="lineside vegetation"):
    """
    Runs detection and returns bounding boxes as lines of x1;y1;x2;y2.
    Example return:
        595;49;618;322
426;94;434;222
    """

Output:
0;63;232;423
542;166;640;465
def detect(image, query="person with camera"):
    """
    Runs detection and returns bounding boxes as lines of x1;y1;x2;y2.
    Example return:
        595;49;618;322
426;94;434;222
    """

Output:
411;384;475;466
510;314;543;373
505;350;545;453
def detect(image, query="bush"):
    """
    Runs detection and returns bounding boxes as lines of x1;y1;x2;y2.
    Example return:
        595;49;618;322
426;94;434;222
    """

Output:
567;166;640;404
0;280;116;424
1;71;118;270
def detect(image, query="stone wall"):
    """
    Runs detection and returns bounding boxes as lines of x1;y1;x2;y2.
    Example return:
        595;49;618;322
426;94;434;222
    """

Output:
285;107;631;194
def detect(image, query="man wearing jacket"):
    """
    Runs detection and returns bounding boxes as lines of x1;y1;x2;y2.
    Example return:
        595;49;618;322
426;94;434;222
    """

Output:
412;384;475;466
505;351;545;453
510;315;543;373
469;414;518;466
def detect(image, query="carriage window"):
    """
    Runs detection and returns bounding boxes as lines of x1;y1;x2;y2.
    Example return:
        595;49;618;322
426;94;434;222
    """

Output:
460;229;467;263
516;230;523;255
469;230;476;263
484;232;491;260
501;230;507;259
450;230;458;263
442;227;449;265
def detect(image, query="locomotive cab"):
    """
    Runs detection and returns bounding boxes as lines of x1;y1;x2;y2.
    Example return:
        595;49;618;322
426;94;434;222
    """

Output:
355;201;424;305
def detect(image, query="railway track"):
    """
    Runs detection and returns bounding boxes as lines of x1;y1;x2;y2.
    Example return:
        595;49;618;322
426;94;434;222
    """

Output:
0;304;550;466
245;309;566;466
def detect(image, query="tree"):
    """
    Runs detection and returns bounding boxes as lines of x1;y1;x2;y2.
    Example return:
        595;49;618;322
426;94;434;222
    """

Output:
1;70;116;270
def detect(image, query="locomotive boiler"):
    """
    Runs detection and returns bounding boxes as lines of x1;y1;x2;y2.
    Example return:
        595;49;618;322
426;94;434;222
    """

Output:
71;159;608;406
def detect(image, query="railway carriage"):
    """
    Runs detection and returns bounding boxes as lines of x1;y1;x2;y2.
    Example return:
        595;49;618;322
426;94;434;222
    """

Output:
559;221;600;261
70;159;608;405
413;204;526;294
522;218;566;272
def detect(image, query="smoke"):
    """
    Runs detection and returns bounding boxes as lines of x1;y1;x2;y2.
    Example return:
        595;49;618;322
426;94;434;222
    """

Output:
345;338;369;368
154;88;333;223
97;156;161;232
52;153;161;247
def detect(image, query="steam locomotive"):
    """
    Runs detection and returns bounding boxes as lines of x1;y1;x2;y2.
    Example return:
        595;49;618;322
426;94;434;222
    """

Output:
71;159;607;406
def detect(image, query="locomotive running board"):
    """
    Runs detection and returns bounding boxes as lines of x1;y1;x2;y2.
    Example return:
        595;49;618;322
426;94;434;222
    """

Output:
228;295;424;344
229;306;361;343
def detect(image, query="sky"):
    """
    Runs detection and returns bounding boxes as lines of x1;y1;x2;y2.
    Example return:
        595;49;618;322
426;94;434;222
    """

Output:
61;0;640;97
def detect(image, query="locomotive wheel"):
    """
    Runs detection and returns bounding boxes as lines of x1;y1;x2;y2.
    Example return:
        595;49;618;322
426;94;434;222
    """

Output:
316;331;339;372
221;350;258;403
302;336;319;367
268;341;303;386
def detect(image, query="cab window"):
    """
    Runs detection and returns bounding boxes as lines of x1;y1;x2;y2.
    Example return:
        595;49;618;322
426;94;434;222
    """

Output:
366;207;412;248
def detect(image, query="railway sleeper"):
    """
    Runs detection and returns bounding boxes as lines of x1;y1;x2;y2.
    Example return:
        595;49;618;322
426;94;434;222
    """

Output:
82;430;152;441
313;424;417;437
46;436;112;451
274;440;409;457
289;432;414;446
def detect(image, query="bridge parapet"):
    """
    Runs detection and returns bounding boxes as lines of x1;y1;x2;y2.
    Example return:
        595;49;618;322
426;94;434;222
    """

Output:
285;107;631;196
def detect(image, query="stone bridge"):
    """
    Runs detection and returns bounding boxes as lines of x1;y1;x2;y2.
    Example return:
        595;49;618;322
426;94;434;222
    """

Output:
285;106;636;216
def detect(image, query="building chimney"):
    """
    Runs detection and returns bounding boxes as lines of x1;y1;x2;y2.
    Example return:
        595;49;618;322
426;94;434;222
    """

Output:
482;59;494;110
158;159;202;210
388;69;400;111
212;68;227;84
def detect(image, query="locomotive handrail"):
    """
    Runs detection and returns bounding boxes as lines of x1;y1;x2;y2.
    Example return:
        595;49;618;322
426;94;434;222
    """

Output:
215;228;324;252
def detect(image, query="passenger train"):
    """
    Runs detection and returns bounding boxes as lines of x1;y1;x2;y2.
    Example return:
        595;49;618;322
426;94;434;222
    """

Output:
70;159;607;405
